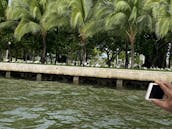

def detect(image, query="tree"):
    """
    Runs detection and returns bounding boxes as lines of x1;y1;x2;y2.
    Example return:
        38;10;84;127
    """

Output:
145;0;172;38
136;32;167;68
104;0;152;68
46;29;80;65
4;0;69;63
95;32;124;67
0;0;12;61
144;0;172;68
69;0;103;66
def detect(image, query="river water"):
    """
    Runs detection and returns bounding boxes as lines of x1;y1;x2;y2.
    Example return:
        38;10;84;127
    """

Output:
0;78;172;129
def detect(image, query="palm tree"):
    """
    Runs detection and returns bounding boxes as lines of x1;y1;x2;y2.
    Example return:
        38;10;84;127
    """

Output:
4;0;69;64
145;0;172;38
145;0;172;68
104;0;151;68
69;0;103;66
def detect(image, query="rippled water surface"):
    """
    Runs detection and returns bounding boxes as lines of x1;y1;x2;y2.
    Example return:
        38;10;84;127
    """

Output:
0;78;172;129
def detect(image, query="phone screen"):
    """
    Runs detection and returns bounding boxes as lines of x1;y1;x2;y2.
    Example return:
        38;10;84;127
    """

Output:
149;85;164;99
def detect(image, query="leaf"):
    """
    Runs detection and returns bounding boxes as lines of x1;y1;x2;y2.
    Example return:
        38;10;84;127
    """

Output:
156;17;171;38
0;20;18;30
129;6;137;22
33;7;41;20
70;10;83;28
42;12;68;31
115;1;131;12
14;19;41;41
80;20;103;38
6;0;32;20
137;15;153;32
105;12;127;29
82;0;93;20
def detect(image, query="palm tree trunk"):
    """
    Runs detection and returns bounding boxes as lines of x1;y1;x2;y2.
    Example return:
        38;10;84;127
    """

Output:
81;36;87;66
130;41;135;68
125;41;129;68
41;32;47;64
83;44;87;65
126;27;136;69
168;51;171;68
15;48;18;62
0;49;3;61
7;42;12;62
55;50;58;64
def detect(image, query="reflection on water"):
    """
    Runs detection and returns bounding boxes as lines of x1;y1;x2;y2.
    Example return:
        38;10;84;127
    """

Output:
0;78;172;129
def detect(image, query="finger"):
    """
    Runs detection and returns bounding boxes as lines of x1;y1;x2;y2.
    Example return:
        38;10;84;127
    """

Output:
152;99;168;110
155;81;171;96
163;82;172;89
152;99;171;112
156;80;172;89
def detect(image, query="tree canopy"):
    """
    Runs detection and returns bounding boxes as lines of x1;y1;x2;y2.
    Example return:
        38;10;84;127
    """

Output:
0;0;171;69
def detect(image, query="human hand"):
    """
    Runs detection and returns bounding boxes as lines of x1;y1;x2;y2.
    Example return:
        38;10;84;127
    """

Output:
152;80;172;113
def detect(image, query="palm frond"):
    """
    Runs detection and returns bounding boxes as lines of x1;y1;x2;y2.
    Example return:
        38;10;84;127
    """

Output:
115;0;131;12
137;14;153;32
32;6;41;20
146;0;172;38
155;17;171;38
69;0;94;28
47;0;68;15
70;10;84;28
105;12;127;29
69;0;84;28
129;6;137;22
41;0;69;31
80;20;104;38
6;0;33;20
42;13;68;31
14;19;41;41
0;20;18;30
82;0;93;21
93;2;112;20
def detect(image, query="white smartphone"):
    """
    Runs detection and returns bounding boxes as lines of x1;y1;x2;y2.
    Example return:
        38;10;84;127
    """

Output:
145;83;164;100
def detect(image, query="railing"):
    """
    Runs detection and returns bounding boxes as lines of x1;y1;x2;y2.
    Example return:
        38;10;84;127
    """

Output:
0;62;171;88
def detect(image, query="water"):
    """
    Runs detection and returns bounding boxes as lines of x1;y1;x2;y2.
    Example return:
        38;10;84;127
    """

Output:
0;78;172;129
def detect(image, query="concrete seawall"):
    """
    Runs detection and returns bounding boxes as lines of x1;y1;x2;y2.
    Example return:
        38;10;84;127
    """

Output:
0;62;172;88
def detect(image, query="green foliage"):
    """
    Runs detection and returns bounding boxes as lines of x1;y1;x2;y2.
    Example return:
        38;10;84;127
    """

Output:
14;20;41;41
42;0;69;31
145;0;172;38
0;0;171;68
6;0;42;40
69;0;103;38
4;0;69;41
94;31;125;67
69;0;93;28
0;0;7;21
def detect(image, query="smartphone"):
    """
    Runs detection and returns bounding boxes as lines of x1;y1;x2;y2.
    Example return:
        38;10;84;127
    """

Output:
145;83;164;100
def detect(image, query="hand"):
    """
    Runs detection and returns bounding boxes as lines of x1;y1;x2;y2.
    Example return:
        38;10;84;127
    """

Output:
152;80;172;113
